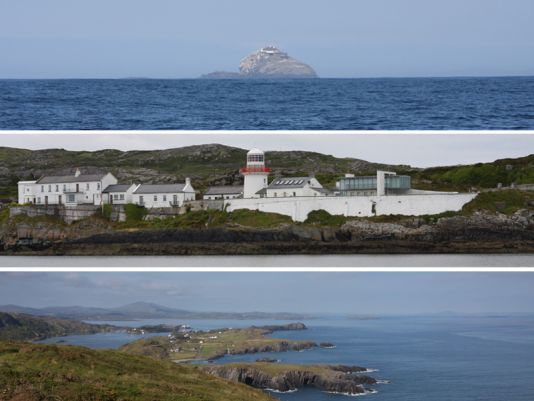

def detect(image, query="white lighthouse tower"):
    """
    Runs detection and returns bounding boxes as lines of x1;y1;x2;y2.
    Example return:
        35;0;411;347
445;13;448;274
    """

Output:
241;148;270;198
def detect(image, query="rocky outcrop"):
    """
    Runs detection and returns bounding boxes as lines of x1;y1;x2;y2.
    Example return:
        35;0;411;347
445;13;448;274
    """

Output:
201;364;378;395
202;46;317;79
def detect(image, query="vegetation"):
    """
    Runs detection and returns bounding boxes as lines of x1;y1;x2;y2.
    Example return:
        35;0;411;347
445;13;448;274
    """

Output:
101;203;112;220
0;312;117;341
118;209;292;230
0;208;9;225
0;341;273;401
304;209;347;226
120;326;314;362
123;203;148;222
461;189;534;215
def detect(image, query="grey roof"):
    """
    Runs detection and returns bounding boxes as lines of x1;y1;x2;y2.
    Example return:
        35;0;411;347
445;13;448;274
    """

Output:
133;184;187;194
311;187;331;194
267;177;313;189
37;173;108;184
255;188;267;195
102;184;135;193
205;186;243;195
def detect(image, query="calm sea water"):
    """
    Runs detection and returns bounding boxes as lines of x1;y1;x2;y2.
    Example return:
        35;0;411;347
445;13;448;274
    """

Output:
1;254;533;267
39;316;534;401
1;77;533;129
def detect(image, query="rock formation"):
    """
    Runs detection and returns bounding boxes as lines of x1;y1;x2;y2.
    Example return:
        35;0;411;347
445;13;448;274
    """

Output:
201;46;318;79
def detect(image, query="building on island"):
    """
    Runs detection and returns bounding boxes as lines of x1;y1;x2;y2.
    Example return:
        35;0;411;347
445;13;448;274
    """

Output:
132;179;195;208
203;186;243;200
17;169;117;206
223;148;478;222
102;184;138;205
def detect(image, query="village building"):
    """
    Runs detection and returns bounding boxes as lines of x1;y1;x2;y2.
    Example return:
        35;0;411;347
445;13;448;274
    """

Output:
132;179;195;208
203;185;243;200
102;184;138;205
17;169;117;206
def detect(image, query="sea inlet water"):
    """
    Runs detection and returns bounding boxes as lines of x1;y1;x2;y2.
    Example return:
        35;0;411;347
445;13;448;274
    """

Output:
1;77;533;129
39;316;534;401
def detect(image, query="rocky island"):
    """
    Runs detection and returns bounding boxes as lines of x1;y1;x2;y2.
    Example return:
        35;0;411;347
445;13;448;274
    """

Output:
201;46;318;79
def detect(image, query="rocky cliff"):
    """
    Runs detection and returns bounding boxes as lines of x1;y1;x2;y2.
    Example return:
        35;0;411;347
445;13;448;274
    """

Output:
201;46;318;78
201;363;378;395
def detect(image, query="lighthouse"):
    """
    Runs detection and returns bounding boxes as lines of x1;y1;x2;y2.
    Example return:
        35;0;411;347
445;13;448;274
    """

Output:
240;148;270;198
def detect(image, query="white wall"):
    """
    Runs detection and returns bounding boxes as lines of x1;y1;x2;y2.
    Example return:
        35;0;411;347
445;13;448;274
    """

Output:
133;191;195;208
225;193;478;222
265;178;322;198
18;181;36;204
105;184;138;205
203;193;241;200
244;174;268;198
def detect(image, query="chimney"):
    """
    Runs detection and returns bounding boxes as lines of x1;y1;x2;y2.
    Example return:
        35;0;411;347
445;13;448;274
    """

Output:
74;168;81;177
185;177;191;186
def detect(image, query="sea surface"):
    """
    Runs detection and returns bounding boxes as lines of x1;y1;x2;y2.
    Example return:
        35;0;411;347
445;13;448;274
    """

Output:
1;77;533;129
1;254;532;267
39;316;534;400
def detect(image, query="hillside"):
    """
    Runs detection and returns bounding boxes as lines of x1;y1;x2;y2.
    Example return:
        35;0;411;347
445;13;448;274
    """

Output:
0;341;274;401
0;144;532;200
0;312;117;341
0;302;312;321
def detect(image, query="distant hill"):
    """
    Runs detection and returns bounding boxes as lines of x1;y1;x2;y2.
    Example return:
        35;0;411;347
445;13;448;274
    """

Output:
0;302;313;321
0;311;116;341
0;341;272;401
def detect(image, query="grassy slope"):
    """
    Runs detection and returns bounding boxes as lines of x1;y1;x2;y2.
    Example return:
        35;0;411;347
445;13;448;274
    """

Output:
0;312;116;341
0;341;273;401
120;327;314;362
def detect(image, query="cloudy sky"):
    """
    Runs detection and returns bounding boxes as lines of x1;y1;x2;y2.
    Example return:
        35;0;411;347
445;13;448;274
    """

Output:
1;272;533;314
1;0;533;78
1;133;532;167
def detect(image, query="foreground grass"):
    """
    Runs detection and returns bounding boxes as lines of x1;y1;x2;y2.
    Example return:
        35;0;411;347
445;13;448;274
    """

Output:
0;341;274;401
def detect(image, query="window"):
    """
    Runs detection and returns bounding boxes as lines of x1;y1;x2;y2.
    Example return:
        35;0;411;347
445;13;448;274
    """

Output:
154;195;158;201
247;154;264;163
139;196;144;205
293;192;296;197
86;183;90;190
163;195;167;202
119;194;124;200
41;185;44;192
63;184;66;191
48;185;51;192
55;185;59;192
97;183;100;190
113;194;118;200
274;192;277;197
67;194;75;203
37;197;41;203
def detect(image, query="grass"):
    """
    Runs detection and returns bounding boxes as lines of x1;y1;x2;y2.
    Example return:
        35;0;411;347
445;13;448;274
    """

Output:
0;341;274;401
461;189;534;215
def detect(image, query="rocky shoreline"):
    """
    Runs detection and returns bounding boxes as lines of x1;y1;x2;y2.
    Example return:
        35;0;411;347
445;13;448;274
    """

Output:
1;210;533;255
201;363;379;395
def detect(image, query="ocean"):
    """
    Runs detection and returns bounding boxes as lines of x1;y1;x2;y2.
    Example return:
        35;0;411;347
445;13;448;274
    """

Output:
1;77;533;129
39;316;534;400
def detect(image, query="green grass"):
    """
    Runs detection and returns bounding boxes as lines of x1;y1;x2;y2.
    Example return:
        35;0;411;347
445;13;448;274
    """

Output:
461;189;534;215
123;203;148;222
0;208;9;225
0;341;274;401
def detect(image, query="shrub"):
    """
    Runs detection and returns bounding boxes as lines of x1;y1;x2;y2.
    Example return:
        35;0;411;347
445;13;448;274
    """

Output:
123;203;148;222
304;209;347;226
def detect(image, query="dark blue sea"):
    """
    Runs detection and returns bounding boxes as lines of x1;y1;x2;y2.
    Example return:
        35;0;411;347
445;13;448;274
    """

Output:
39;316;534;400
1;77;533;129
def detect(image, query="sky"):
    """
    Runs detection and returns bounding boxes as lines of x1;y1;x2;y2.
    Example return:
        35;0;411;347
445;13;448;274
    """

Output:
1;272;533;314
1;133;533;167
0;0;533;78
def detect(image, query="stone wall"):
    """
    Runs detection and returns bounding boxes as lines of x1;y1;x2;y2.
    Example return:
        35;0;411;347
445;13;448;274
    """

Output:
10;205;99;224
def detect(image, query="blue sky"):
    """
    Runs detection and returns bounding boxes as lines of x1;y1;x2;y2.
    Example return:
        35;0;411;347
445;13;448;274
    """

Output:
1;272;534;314
1;0;533;78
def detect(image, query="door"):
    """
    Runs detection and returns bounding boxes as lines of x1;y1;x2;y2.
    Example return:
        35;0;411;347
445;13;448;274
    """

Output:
76;183;79;192
173;194;178;206
44;196;48;206
58;195;62;205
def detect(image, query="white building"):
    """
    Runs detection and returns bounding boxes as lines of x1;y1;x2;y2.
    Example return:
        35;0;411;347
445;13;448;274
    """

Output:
132;179;195;208
203;186;243;200
262;176;329;198
240;148;270;198
102;184;138;205
225;149;478;221
18;170;117;206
